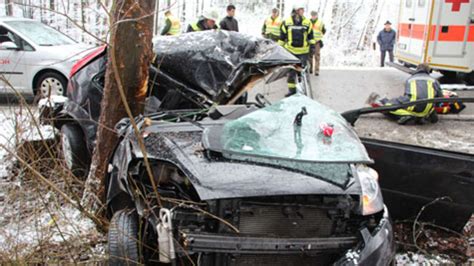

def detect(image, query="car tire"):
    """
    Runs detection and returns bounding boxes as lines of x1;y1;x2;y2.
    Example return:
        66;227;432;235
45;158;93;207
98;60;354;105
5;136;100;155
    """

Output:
60;123;90;178
108;209;141;266
36;72;67;98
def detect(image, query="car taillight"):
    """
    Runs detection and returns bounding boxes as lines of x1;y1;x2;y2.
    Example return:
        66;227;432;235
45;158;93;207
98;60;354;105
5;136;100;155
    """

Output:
69;45;106;78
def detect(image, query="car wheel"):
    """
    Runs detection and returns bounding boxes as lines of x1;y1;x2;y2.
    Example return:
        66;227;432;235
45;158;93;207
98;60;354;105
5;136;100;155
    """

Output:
60;123;90;178
108;209;141;265
36;72;67;98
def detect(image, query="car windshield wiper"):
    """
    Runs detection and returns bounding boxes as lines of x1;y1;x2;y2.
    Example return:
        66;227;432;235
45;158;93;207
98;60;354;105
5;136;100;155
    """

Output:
39;44;54;46
342;97;474;126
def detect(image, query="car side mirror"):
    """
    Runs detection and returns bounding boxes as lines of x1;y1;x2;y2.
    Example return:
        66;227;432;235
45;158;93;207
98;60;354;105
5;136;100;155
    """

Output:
1;41;19;50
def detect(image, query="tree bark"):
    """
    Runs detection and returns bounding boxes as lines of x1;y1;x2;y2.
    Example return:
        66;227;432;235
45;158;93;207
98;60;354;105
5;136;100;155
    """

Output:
81;0;155;218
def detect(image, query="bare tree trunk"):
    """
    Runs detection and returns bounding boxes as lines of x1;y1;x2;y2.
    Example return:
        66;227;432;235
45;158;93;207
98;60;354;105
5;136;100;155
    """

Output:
153;0;160;35
80;0;87;42
5;0;14;16
357;0;380;49
181;0;186;24
81;0;156;216
195;0;200;17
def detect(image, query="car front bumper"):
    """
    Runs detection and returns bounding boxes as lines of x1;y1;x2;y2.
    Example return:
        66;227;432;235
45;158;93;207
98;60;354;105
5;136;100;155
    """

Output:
335;205;395;265
180;205;395;265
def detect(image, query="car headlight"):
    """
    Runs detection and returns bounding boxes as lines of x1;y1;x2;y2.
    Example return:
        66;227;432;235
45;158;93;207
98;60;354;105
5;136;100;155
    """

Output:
356;165;384;216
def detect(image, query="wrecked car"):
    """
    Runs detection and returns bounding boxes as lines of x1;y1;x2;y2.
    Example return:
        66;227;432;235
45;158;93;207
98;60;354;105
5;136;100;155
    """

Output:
52;31;302;177
106;94;394;265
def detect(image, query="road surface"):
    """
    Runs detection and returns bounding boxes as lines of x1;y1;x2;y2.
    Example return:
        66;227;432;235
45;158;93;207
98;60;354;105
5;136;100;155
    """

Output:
252;67;474;114
250;67;474;154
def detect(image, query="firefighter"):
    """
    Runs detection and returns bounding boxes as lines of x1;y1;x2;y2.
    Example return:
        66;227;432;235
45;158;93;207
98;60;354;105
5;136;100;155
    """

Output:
219;4;239;32
261;8;282;42
377;21;396;67
161;10;181;36
279;4;316;97
309;11;326;76
367;64;443;125
187;10;219;32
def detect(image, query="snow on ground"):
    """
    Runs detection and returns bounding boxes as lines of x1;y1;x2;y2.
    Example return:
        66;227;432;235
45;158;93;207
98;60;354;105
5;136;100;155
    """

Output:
0;104;103;262
0;105;56;178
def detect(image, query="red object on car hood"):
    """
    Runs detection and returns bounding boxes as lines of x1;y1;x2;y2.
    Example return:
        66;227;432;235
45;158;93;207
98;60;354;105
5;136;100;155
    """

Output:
69;45;107;77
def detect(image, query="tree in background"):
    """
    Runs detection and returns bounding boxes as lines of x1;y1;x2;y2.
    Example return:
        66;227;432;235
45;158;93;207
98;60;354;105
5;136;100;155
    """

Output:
81;0;155;217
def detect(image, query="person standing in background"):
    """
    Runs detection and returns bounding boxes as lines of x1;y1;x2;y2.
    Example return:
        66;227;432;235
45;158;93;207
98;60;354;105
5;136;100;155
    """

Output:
279;4;315;97
187;10;219;32
161;10;182;36
261;8;282;42
219;4;239;32
309;11;326;76
377;21;396;67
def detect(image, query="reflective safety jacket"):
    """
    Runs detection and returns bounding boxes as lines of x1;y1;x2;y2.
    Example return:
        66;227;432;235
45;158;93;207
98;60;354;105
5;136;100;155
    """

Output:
278;15;315;55
167;15;181;35
189;22;202;32
387;71;443;117
262;16;282;40
186;19;218;33
311;19;325;42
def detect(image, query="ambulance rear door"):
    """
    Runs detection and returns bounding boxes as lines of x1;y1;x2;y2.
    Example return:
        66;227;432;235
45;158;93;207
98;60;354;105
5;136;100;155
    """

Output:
430;0;472;71
396;0;432;65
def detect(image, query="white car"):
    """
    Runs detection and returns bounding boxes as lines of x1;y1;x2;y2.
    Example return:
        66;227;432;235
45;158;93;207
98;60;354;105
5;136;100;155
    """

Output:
0;17;93;98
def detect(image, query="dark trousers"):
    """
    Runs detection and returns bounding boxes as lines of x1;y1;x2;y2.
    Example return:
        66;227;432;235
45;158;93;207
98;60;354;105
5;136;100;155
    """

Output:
288;53;309;92
380;49;394;67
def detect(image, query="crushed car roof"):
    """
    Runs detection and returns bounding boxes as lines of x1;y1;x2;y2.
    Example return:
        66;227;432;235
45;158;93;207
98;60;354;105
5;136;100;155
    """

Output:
152;30;300;101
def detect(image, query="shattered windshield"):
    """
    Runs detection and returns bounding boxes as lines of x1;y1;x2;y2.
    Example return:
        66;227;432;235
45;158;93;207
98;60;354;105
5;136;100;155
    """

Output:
220;94;372;163
204;95;372;185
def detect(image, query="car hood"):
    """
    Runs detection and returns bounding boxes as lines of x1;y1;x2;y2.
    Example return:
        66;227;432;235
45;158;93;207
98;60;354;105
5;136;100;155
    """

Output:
35;44;95;65
108;128;362;202
106;97;365;203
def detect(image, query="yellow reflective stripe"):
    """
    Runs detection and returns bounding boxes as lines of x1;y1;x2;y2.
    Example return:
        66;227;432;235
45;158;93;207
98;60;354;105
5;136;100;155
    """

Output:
285;45;310;54
288;82;296;88
168;16;181;35
421;81;434;116
282;17;312;54
407;80;417;111
313;20;324;41
390;108;416;116
265;17;281;36
288;27;293;46
191;23;201;31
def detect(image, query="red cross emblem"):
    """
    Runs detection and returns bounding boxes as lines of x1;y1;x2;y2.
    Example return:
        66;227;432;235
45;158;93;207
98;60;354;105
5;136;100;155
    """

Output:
445;0;470;12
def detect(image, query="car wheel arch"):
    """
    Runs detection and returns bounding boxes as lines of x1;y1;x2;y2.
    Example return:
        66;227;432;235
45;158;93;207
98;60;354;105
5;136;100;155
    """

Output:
32;68;68;95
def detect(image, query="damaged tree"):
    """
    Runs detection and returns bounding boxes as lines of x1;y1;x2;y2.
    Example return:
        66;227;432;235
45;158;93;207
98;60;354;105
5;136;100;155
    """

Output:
81;0;155;217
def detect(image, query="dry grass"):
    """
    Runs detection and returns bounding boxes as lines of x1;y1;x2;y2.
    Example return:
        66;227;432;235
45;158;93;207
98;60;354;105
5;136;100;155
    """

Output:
0;96;106;264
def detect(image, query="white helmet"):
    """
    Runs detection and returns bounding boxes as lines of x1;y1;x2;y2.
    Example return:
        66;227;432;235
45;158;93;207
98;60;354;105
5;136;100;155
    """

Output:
203;9;219;21
293;2;305;11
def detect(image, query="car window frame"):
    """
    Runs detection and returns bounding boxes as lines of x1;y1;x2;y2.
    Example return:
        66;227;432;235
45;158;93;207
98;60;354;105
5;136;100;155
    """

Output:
0;24;36;52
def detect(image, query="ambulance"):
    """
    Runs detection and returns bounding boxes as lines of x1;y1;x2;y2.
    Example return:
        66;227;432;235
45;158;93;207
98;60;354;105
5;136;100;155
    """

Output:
395;0;474;84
